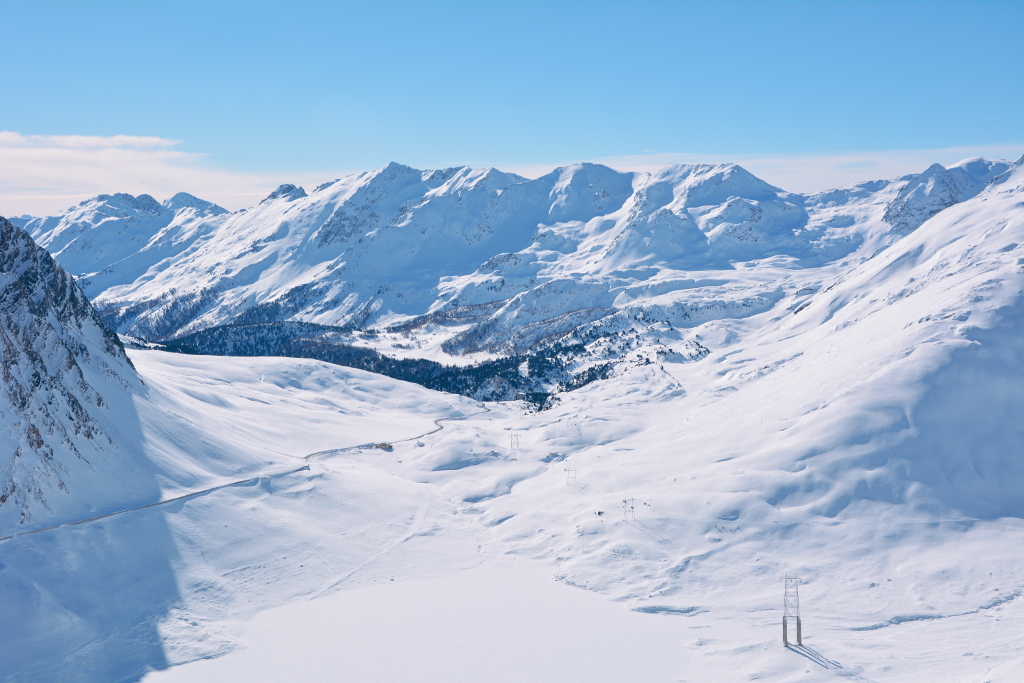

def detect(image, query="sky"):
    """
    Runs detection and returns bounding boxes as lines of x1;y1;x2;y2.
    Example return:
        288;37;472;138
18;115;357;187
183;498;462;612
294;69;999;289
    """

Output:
1;0;1021;215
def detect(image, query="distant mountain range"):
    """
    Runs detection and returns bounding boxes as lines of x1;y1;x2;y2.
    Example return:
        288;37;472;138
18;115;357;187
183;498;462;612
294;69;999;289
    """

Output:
13;157;1017;404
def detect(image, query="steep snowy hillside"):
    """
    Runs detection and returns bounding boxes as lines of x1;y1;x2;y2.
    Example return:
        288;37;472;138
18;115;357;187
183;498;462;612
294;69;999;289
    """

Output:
0;209;321;537
0;216;143;530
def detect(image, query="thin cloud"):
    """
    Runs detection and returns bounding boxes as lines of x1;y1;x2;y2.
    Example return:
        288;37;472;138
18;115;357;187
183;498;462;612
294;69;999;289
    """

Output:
0;132;288;216
0;132;179;151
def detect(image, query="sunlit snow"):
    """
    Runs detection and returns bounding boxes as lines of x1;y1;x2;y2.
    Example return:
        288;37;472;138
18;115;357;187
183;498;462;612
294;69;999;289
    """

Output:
2;155;1023;682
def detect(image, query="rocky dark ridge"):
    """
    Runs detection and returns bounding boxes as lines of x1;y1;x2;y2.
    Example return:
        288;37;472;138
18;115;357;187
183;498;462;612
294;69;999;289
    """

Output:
0;216;135;526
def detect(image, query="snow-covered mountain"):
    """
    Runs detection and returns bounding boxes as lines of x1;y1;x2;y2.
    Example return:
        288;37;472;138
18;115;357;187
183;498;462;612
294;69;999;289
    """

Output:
5;215;35;229
0;216;143;529
23;192;227;304
23;157;1013;406
882;157;1010;233
4;154;1024;683
31;162;822;345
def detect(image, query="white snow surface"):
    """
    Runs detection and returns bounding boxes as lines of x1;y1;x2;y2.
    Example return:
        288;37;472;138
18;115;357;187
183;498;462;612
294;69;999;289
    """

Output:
2;156;1024;682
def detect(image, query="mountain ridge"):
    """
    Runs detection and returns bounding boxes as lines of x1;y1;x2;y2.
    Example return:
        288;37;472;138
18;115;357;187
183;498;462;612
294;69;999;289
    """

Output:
15;156;1017;405
0;215;142;528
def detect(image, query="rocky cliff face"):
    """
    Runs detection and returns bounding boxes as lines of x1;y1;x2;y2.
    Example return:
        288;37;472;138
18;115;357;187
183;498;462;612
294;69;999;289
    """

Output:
0;216;139;529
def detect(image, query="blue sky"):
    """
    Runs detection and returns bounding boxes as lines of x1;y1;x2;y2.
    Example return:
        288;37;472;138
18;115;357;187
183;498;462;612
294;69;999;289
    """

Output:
1;0;1021;213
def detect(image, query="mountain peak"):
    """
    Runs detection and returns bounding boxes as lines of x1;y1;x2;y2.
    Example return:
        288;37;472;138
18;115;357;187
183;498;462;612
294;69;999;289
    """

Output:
371;161;422;183
648;162;781;206
921;162;950;176
162;192;228;216
83;192;165;215
262;184;308;203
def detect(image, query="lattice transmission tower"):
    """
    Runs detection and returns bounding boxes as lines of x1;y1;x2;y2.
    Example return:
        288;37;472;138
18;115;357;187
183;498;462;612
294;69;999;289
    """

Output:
564;466;577;486
782;574;802;646
622;497;636;522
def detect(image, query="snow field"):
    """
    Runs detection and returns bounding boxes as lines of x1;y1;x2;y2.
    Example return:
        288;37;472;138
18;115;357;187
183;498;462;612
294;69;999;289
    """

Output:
129;351;476;492
5;332;1024;681
3;157;1023;682
144;554;1024;683
0;352;480;682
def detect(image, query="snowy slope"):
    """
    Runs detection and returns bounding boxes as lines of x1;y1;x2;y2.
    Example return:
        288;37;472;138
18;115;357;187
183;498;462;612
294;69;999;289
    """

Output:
23;192;227;300
0;216;145;530
0;349;479;682
2;155;1022;683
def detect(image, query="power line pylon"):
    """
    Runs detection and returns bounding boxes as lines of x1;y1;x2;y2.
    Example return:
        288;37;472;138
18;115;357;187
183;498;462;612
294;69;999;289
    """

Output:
510;434;521;452
782;574;802;647
622;497;636;522
564;466;577;486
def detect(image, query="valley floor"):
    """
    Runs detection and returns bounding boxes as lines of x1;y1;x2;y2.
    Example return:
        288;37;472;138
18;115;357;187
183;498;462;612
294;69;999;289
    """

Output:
6;324;1024;683
142;553;1024;683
